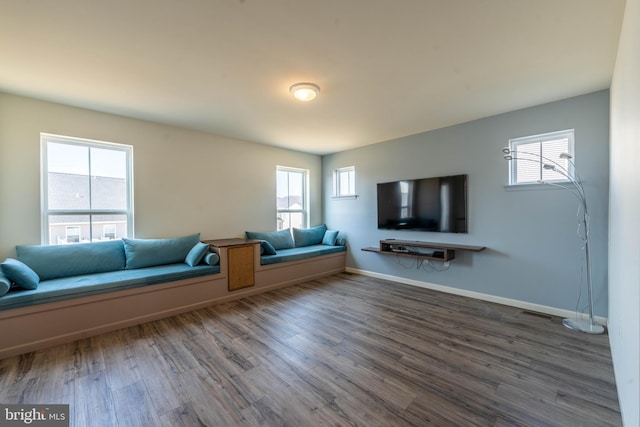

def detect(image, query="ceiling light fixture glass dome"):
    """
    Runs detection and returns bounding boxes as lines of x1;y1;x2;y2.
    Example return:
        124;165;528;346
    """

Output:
289;82;320;102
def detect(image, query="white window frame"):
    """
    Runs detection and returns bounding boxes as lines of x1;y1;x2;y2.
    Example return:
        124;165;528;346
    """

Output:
276;166;308;230
41;133;134;244
507;129;575;186
333;166;357;198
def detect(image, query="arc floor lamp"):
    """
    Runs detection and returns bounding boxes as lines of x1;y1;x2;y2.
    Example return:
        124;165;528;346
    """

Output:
502;147;604;334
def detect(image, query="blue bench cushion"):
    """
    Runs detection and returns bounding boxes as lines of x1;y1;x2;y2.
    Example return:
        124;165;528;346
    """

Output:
16;240;126;280
246;229;294;250
322;230;339;246
257;240;277;255
123;233;200;269
260;244;346;265
204;252;220;266
0;263;219;311
0;271;11;296
185;242;210;266
0;258;40;289
293;225;327;247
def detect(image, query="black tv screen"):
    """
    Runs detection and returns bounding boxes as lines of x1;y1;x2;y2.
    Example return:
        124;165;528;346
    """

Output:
377;174;468;233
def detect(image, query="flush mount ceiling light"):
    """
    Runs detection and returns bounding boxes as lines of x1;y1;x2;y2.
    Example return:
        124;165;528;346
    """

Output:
289;82;320;102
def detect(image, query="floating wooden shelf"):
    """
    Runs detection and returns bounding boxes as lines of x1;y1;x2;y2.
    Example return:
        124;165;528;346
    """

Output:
362;239;486;262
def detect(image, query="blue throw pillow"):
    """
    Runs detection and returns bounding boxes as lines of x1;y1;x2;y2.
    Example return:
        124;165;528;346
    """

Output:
293;224;327;247
0;258;40;290
0;271;11;297
185;242;210;266
123;233;201;270
16;240;126;280
246;229;294;250
204;253;220;266
260;240;277;255
322;230;339;246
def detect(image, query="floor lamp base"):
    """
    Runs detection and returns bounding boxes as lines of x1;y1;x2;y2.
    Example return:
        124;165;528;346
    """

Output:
562;318;605;334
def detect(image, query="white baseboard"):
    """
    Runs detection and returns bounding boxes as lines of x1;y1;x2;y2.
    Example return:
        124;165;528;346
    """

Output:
345;267;608;325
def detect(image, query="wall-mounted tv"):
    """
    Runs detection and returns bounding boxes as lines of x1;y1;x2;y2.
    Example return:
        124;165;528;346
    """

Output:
377;174;468;233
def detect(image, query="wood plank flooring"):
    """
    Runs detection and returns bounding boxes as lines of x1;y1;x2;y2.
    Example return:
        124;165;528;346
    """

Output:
0;273;621;426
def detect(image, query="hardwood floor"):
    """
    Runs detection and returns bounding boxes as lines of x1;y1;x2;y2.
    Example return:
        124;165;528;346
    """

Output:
0;273;621;426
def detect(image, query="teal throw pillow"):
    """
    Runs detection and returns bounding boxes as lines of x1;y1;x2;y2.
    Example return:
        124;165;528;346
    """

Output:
322;230;339;246
260;240;277;255
185;242;210;266
0;271;11;297
16;240;126;280
204;253;220;266
123;233;201;269
293;224;327;247
245;229;294;250
0;258;40;290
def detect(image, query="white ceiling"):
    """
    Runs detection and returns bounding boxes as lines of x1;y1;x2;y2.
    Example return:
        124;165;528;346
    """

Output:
0;0;625;155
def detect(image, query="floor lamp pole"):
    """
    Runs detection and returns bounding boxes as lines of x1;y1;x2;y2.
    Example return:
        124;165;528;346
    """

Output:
502;147;604;334
561;205;605;334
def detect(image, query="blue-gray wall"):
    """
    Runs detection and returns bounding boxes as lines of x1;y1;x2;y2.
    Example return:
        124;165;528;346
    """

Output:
323;90;610;316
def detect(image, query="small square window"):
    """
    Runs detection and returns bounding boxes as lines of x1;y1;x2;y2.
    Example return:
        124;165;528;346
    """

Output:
507;130;575;185
334;166;356;197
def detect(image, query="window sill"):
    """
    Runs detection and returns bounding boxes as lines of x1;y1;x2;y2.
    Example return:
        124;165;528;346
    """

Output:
332;195;358;200
504;181;570;192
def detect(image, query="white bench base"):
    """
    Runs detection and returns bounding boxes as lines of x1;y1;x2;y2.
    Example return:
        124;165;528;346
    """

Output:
0;251;346;359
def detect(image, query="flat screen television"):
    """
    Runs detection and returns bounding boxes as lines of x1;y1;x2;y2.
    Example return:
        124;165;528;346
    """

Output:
377;174;468;233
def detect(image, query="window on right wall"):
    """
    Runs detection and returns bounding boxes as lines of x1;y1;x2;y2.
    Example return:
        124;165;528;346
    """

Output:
333;166;356;197
508;129;575;185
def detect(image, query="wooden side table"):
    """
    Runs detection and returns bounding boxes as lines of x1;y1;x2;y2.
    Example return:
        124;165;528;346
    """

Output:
204;238;260;292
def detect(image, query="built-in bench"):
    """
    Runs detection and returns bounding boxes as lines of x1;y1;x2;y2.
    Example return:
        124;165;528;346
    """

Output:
246;225;347;289
0;234;226;359
255;249;346;289
0;228;347;359
0;263;219;311
259;244;346;265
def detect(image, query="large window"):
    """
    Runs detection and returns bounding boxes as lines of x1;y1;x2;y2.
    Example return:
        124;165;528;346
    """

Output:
276;166;307;230
508;129;575;185
41;133;133;245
